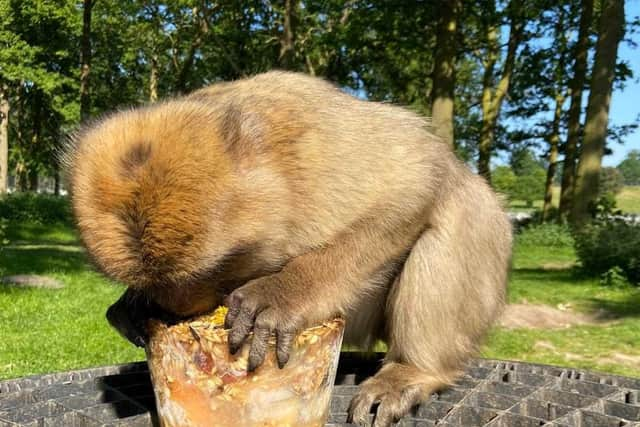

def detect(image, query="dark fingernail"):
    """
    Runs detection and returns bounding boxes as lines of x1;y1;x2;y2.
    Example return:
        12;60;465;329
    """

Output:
277;355;289;369
229;342;240;355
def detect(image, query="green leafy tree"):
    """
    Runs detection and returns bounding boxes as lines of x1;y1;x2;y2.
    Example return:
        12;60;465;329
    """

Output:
3;0;80;191
618;150;640;185
504;2;574;220
571;0;626;224
512;167;547;207
504;149;547;207
492;166;517;199
510;147;545;177
431;0;461;147
599;166;624;196
492;161;546;207
0;1;42;193
559;0;594;220
476;0;526;183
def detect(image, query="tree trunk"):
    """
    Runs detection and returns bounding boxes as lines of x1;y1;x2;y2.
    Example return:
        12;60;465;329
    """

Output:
559;0;593;221
14;83;26;192
54;168;60;196
175;6;209;93
570;0;625;224
478;0;524;183
80;0;93;121
175;39;199;94
543;92;565;222
0;83;8;194
150;53;159;102
478;0;498;183
543;6;567;222
430;0;461;148
28;169;38;192
478;105;495;182
29;90;42;193
15;161;28;192
278;0;297;70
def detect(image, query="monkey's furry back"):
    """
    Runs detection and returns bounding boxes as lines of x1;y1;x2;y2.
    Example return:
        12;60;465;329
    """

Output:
61;71;511;332
62;72;453;289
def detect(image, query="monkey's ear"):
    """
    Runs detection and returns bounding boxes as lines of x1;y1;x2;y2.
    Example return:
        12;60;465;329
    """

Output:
219;104;266;162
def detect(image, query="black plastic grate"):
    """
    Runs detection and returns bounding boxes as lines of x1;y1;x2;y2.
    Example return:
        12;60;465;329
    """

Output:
1;354;639;426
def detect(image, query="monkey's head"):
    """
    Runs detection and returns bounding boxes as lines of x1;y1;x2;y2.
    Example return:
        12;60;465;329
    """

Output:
64;101;254;317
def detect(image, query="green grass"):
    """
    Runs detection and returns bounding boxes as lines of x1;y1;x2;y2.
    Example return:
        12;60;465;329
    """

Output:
481;239;640;378
1;219;639;381
0;221;144;380
617;186;640;213
508;185;640;214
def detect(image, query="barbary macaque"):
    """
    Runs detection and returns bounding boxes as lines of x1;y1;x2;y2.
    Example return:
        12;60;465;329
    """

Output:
64;71;512;426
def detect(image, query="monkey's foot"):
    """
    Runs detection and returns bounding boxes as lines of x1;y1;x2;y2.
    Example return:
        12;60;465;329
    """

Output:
347;362;448;427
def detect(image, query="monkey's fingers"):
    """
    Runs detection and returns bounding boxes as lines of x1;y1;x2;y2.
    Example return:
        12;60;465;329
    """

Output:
228;305;258;354
276;328;294;369
372;399;401;427
347;384;382;426
224;294;241;329
247;313;274;372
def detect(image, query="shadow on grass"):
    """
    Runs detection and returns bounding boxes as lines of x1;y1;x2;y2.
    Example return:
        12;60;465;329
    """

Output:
4;221;79;245
586;296;640;319
512;267;582;283
512;266;640;320
0;246;89;275
510;203;536;210
6;241;81;248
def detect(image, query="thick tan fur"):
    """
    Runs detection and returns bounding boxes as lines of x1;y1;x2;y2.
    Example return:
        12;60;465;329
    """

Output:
64;71;512;426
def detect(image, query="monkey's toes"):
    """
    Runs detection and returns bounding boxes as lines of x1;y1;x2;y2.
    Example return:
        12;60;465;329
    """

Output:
348;378;424;427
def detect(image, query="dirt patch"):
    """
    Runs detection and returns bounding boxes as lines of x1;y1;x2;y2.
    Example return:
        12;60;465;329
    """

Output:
499;303;604;329
540;261;577;270
1;275;64;289
598;353;640;370
532;341;640;371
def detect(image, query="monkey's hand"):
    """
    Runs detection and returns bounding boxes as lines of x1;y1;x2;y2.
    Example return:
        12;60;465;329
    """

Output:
224;216;426;373
224;275;304;372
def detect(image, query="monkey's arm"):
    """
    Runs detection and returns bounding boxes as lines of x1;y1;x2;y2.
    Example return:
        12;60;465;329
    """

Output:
225;215;425;371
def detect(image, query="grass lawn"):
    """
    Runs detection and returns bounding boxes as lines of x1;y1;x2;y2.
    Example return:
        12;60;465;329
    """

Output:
0;222;144;380
617;186;640;213
509;185;640;213
482;241;640;378
1;220;639;380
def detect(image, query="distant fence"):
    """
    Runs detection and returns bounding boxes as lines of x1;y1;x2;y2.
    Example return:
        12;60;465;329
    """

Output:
508;212;640;228
5;175;68;196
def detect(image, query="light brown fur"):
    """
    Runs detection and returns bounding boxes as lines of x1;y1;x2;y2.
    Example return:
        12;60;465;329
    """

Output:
65;71;512;426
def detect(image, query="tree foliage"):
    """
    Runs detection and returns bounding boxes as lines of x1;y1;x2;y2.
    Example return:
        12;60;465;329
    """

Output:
0;0;636;220
492;149;547;207
599;166;625;196
618;150;640;185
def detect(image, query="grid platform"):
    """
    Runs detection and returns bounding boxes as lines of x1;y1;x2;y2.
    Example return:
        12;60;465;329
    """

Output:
1;353;639;426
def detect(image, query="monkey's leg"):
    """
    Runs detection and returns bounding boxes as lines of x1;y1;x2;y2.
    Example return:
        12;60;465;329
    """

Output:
349;194;511;426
